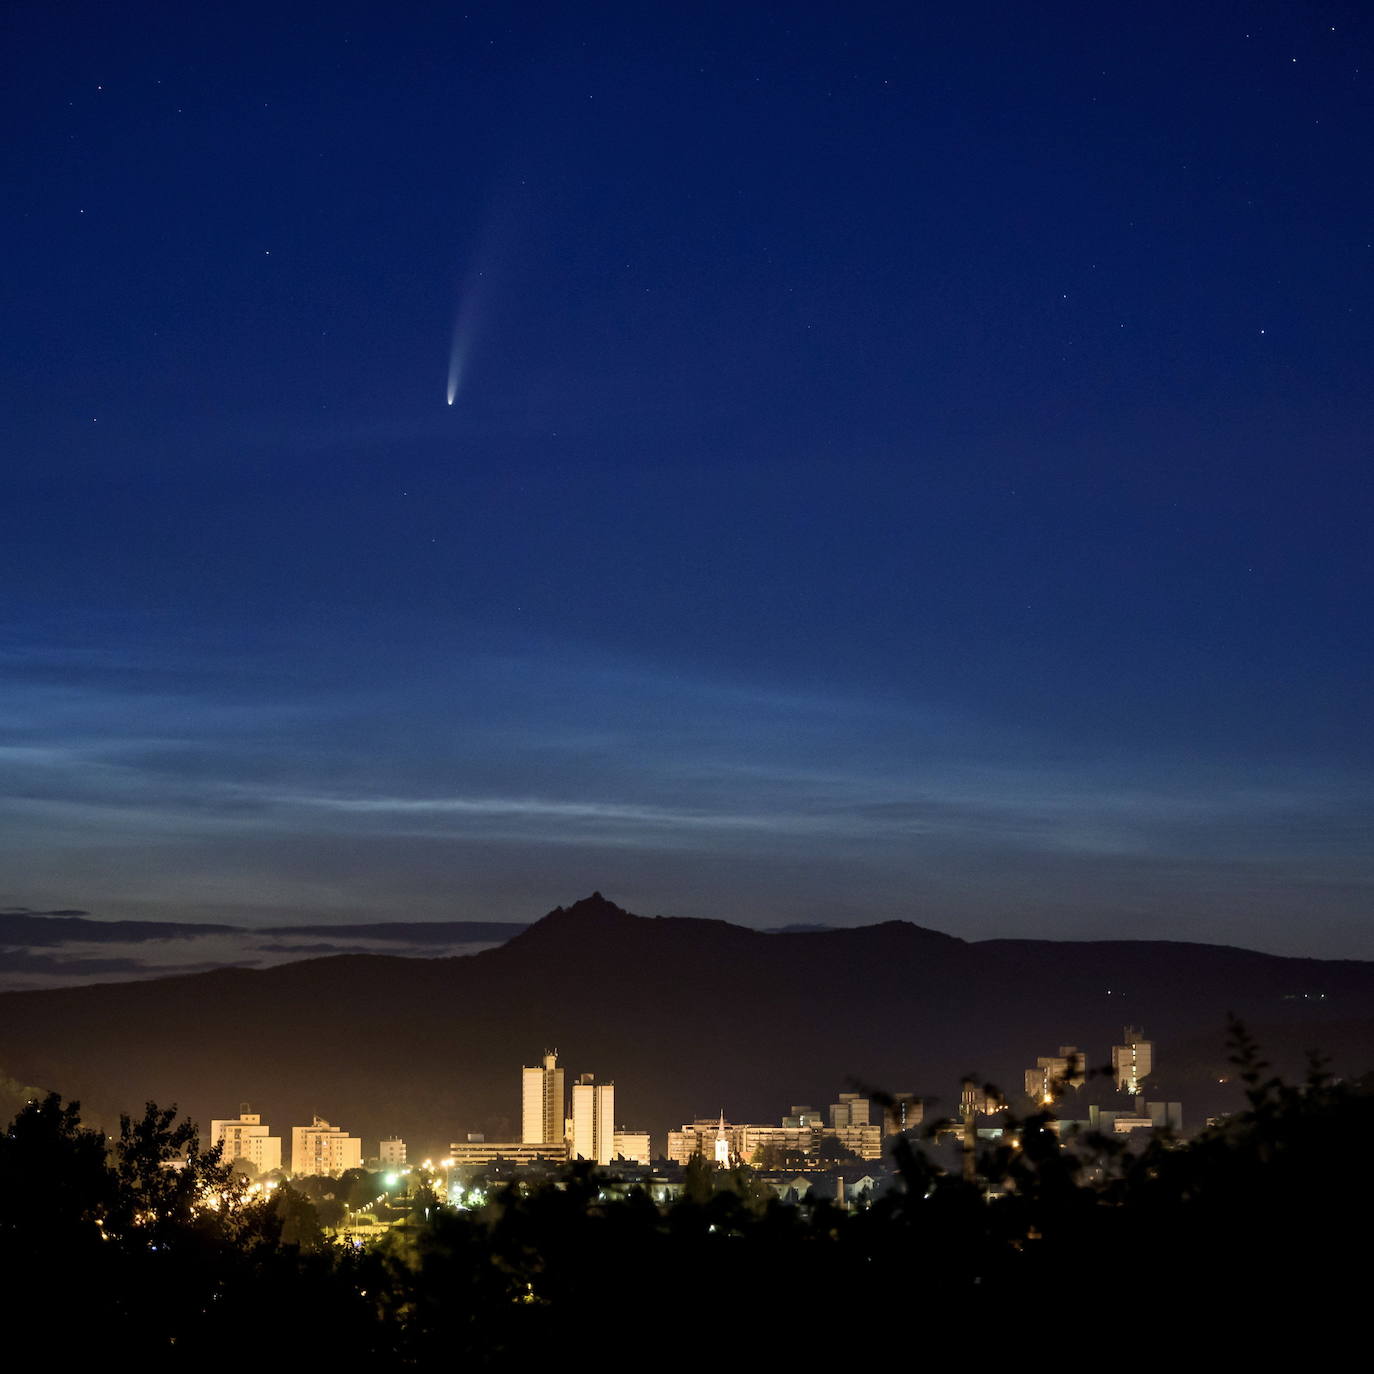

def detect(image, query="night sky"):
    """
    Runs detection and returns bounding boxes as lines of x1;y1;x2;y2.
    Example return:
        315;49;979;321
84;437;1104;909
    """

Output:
3;3;1371;957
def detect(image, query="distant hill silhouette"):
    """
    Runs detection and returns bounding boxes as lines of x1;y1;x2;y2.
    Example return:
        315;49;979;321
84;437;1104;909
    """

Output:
1;893;1370;1154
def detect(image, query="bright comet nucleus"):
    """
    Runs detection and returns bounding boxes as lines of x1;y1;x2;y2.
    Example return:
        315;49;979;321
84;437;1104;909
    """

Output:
446;248;493;406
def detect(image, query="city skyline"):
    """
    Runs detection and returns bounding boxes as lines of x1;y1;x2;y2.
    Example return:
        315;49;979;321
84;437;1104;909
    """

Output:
203;1024;1172;1177
1;889;1364;1159
3;6;1366;1357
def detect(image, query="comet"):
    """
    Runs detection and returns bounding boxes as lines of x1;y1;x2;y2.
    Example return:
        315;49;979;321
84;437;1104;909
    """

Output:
443;182;522;406
445;267;485;407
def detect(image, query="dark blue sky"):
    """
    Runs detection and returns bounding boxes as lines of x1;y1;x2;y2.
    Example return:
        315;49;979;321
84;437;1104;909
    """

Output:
3;3;1371;955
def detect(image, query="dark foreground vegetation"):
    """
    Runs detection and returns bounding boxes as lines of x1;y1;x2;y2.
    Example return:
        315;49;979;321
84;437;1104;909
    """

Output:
2;1026;1367;1366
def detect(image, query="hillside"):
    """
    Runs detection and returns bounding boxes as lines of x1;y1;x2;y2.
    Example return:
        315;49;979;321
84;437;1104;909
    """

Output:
1;893;1370;1154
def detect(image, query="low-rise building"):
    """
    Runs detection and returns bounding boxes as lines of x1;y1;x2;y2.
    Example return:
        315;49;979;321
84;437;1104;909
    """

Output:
1049;1097;1184;1139
446;1141;570;1168
667;1102;883;1166
328;1212;405;1248
1145;1100;1183;1131
612;1130;651;1164
1101;1111;1155;1134
667;1118;742;1165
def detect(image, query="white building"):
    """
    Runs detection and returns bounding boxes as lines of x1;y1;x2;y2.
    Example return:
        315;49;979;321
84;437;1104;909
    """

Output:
1112;1026;1154;1094
378;1137;406;1167
612;1130;651;1164
1025;1046;1086;1103
829;1092;871;1128
712;1113;731;1165
667;1117;740;1166
210;1108;281;1175
522;1051;565;1146
960;1081;1003;1116
667;1109;882;1166
290;1117;363;1177
571;1075;615;1165
740;1122;882;1162
446;1140;569;1167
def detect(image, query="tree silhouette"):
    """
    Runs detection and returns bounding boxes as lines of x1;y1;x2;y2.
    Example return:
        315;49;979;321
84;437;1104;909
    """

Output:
3;1027;1369;1365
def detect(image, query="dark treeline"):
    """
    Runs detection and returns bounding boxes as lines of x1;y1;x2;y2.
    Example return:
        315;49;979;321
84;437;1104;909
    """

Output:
1;1025;1367;1366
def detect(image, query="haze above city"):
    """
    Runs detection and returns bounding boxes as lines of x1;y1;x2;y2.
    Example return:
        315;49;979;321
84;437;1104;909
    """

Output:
3;5;1371;958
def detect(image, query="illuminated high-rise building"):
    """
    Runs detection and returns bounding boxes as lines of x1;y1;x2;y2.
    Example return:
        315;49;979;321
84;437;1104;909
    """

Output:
1112;1026;1154;1095
829;1092;872;1128
1025;1046;1086;1103
290;1117;362;1177
570;1074;615;1165
210;1106;281;1175
960;1082;1002;1116
882;1093;924;1136
522;1051;566;1146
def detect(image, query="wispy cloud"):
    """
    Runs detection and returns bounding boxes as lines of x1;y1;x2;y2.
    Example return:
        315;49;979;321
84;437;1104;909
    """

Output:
1;621;1370;954
0;925;511;994
277;791;815;833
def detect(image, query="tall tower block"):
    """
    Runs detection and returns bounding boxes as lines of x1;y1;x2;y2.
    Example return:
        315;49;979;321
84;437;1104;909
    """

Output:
571;1075;615;1165
521;1051;566;1146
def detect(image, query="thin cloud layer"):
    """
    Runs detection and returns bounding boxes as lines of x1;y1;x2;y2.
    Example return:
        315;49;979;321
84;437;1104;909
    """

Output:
1;627;1370;959
0;918;516;993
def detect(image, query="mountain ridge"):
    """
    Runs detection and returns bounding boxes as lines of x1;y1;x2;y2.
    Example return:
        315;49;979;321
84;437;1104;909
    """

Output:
1;893;1369;1154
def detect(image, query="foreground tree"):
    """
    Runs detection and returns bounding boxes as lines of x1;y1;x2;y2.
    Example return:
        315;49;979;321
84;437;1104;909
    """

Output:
0;1094;389;1366
4;1026;1369;1365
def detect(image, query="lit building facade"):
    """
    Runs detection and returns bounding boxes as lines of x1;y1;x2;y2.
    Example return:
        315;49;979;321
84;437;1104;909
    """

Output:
612;1130;651;1164
1112;1026;1154;1094
1025;1046;1086;1103
210;1109;282;1175
446;1141;569;1167
290;1117;363;1177
667;1108;882;1166
522;1052;565;1146
378;1137;406;1167
960;1082;1003;1116
571;1075;615;1165
668;1118;743;1165
829;1093;871;1128
741;1123;881;1162
713;1114;731;1165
